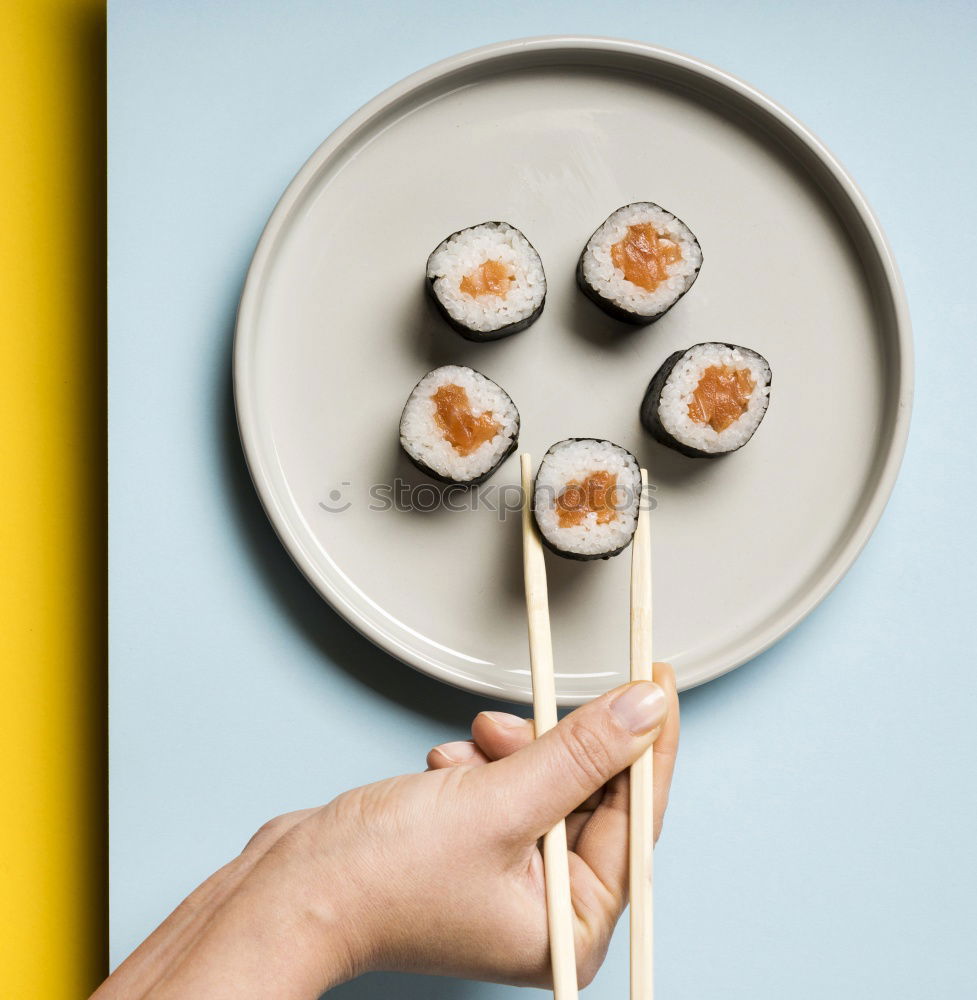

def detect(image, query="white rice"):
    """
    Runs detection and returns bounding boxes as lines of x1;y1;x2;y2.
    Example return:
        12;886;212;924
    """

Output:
427;222;545;333
580;203;702;318
534;439;641;558
657;343;771;454
399;365;519;482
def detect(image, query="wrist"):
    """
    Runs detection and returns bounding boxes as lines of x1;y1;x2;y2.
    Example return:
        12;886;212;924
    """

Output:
144;821;368;999
254;821;372;994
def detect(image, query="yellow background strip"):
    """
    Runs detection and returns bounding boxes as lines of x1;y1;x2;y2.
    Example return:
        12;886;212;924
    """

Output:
0;0;107;993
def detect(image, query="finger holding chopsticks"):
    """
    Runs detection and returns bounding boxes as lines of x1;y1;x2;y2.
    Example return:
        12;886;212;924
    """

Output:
518;455;678;996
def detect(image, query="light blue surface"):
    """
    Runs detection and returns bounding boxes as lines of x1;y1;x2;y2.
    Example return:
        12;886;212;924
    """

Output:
108;1;976;996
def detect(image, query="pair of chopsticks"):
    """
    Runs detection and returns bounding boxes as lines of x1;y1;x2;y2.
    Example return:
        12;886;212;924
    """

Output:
519;455;654;1000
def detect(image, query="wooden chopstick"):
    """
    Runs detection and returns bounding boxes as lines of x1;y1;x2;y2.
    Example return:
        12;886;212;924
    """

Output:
520;453;579;1000
629;468;654;1000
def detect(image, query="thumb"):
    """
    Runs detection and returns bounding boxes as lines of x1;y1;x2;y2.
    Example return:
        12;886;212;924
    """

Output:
483;680;668;839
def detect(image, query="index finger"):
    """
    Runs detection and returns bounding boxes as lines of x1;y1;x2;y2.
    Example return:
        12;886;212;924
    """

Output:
651;661;679;841
571;662;679;909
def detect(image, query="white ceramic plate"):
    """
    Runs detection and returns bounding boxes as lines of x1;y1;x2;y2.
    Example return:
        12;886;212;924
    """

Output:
235;37;912;705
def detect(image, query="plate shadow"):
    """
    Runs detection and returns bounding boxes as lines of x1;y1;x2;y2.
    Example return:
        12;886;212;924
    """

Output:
218;320;524;723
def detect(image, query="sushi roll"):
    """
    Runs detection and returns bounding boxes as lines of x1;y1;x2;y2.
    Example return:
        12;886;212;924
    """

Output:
577;202;702;325
399;365;519;485
641;343;771;458
533;439;641;561
426;221;546;341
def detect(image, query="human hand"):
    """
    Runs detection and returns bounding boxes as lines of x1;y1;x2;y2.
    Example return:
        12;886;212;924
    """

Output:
94;663;679;998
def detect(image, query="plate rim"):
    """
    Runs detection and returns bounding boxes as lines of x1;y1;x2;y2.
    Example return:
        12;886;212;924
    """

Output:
233;35;914;705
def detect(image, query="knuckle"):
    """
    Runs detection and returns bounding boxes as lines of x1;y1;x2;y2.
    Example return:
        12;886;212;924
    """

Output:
328;776;417;836
578;959;600;990
243;813;293;854
330;786;376;827
574;921;612;988
559;720;613;792
255;814;291;840
578;947;610;989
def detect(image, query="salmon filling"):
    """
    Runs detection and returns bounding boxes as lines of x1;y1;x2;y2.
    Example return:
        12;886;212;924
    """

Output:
556;471;620;529
431;384;500;456
610;223;683;292
688;366;755;433
459;258;515;299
